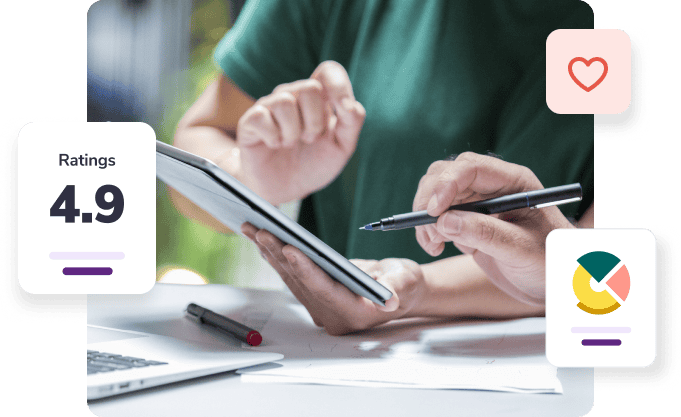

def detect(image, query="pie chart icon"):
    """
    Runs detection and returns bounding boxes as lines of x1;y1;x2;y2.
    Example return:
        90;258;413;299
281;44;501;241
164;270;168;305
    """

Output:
572;251;630;315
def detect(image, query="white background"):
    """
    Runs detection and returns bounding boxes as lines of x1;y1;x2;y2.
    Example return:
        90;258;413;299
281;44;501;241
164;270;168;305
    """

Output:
17;122;156;294
546;229;656;367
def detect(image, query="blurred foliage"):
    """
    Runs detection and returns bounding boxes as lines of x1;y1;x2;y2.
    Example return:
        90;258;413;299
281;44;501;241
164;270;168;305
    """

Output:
155;0;239;284
189;0;231;64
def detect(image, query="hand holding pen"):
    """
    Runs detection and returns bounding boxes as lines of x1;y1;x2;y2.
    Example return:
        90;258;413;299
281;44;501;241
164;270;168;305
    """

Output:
409;153;589;305
360;183;581;231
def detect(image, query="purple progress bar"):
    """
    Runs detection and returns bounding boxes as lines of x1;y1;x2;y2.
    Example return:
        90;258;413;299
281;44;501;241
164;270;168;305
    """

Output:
63;267;113;276
50;252;124;260
582;339;622;346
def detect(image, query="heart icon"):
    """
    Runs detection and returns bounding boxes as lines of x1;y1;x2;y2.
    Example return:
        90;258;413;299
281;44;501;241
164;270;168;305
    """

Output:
568;57;608;92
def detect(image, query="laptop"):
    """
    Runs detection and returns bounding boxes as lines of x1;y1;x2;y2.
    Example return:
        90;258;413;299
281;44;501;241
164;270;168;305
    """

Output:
87;325;283;400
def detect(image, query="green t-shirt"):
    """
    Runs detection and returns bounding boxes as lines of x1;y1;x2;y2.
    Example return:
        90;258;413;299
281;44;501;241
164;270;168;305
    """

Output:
215;0;594;264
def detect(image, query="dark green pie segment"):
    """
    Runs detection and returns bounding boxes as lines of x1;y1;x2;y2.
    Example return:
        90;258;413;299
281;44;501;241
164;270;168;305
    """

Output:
577;251;621;282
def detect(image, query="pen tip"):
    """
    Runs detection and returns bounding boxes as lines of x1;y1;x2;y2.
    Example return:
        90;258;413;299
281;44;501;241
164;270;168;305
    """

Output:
359;224;372;231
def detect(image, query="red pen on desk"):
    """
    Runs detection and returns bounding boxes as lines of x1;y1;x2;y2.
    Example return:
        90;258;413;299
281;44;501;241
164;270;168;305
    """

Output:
186;303;263;347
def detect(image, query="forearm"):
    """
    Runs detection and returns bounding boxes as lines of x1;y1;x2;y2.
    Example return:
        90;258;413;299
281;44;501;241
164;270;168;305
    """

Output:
410;254;545;319
173;73;252;167
169;73;265;232
170;93;241;233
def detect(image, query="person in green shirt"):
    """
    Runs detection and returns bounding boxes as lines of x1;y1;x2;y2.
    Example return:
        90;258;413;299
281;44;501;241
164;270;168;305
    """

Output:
173;0;594;335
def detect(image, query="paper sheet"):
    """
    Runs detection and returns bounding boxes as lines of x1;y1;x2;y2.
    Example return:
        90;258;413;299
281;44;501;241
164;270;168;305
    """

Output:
237;304;562;394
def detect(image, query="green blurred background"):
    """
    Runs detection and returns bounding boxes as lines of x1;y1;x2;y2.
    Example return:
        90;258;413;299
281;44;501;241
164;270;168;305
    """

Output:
88;0;278;287
155;0;237;284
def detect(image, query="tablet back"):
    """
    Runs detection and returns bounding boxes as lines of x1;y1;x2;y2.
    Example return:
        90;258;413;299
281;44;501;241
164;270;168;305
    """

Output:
156;141;392;305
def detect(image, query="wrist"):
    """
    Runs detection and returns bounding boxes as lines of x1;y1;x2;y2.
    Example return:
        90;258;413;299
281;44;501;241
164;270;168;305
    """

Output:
402;262;438;318
217;146;243;181
219;147;288;206
402;255;501;319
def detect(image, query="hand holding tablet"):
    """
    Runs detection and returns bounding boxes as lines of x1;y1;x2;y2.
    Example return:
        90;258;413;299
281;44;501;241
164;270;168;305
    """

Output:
242;224;427;335
156;141;392;306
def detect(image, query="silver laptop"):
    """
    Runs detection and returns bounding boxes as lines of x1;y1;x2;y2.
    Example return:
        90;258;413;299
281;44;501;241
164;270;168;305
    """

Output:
87;325;283;400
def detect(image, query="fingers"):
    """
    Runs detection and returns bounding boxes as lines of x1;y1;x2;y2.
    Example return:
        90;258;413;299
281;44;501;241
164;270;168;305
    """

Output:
415;226;445;256
413;153;547;255
414;153;543;218
241;225;415;335
244;225;370;333
253;230;332;328
237;79;329;148
311;61;365;154
282;245;415;333
258;92;301;148
419;208;539;261
237;62;364;155
280;244;352;310
434;210;539;263
311;61;355;103
237;104;280;148
332;99;365;154
282;245;382;335
241;224;310;308
273;79;328;144
413;171;438;211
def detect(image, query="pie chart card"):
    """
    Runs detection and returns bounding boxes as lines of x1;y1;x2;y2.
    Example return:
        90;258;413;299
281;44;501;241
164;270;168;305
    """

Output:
546;229;656;367
18;122;156;294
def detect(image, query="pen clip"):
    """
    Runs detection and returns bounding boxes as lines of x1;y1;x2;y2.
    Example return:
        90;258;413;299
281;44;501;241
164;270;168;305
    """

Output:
531;196;582;209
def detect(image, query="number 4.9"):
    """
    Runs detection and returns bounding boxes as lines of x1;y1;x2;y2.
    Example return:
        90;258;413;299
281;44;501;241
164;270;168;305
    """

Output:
50;185;124;223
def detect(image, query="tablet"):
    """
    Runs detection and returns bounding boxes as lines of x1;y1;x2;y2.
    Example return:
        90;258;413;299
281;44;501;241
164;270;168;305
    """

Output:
156;141;393;306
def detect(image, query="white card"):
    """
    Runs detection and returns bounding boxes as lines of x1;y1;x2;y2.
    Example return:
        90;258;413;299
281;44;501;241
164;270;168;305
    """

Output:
546;229;656;367
18;122;156;294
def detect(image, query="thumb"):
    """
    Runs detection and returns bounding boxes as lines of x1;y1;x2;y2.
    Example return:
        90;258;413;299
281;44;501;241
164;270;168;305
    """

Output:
334;99;365;154
375;278;400;312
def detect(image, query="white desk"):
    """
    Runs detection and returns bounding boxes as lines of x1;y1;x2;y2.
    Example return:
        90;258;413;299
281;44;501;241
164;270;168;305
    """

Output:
88;283;593;417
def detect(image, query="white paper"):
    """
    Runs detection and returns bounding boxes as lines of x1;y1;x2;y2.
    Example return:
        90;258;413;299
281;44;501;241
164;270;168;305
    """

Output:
238;304;562;394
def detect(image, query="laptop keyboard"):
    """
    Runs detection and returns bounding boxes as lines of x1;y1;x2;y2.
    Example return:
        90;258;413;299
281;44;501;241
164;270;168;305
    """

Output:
87;350;168;375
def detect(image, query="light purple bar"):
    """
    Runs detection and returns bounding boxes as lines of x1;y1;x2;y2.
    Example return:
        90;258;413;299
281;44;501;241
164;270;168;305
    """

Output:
49;252;125;260
571;327;631;334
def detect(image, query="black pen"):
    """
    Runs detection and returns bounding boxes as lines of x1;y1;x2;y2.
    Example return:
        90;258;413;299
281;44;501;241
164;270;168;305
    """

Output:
185;303;262;346
359;183;582;231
